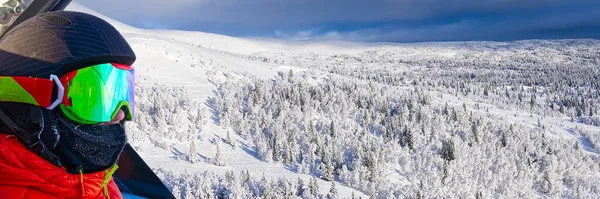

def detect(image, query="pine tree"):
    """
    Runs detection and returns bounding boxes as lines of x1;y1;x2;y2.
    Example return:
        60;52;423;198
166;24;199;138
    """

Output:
271;128;281;162
189;139;197;163
576;107;583;117
261;173;271;199
226;129;235;148
242;169;251;185
330;121;336;138
309;176;319;197
204;183;214;199
451;108;458;122
183;184;194;198
195;107;204;130
213;142;225;166
443;102;449;115
328;181;338;199
283;142;295;164
339;165;351;185
403;126;414;150
225;170;235;184
262;184;272;199
471;119;479;144
476;191;483;199
501;132;507;147
296;177;305;196
442;139;456;162
529;93;536;109
321;158;334;181
222;113;231;128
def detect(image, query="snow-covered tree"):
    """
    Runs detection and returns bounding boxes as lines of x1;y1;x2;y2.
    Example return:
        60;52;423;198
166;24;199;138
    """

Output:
131;39;600;198
309;176;319;197
296;177;305;196
213;142;225;166
188;139;197;163
328;181;338;199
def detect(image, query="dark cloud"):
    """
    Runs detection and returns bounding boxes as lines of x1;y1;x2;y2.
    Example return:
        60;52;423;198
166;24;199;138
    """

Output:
75;0;600;42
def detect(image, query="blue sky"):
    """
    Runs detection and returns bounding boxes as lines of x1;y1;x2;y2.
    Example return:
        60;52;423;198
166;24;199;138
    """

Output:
77;0;600;42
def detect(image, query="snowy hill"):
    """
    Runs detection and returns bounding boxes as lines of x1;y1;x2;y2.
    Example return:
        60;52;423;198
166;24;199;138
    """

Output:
68;2;600;199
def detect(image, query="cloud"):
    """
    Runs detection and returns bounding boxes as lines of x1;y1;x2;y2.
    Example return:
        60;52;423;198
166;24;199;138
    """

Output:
75;0;600;42
271;3;600;42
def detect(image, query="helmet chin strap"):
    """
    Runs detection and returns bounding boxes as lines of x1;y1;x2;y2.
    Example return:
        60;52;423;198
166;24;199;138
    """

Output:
0;106;62;167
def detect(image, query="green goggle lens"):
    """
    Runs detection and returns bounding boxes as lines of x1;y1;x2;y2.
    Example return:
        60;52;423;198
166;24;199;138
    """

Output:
59;63;135;124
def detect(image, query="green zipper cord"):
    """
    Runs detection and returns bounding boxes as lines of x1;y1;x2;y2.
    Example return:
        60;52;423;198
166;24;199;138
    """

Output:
79;168;85;198
102;164;119;199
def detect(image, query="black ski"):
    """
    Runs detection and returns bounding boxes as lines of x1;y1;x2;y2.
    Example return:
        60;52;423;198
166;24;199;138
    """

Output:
114;144;176;199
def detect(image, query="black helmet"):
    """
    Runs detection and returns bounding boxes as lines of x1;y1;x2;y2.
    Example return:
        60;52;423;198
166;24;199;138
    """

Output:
0;10;135;78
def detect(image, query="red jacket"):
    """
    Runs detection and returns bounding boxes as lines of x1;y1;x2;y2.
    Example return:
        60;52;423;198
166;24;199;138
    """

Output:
0;134;122;199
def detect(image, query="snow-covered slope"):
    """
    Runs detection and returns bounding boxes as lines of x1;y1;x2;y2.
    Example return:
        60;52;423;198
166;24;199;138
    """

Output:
68;2;600;198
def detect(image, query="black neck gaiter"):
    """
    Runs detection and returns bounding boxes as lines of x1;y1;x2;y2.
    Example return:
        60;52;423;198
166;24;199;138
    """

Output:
52;113;127;174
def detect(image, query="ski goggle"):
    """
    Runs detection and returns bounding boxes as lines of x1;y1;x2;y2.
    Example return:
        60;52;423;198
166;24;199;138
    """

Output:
0;63;135;124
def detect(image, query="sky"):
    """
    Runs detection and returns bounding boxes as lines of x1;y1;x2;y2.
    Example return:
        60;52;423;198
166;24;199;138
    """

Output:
76;0;600;42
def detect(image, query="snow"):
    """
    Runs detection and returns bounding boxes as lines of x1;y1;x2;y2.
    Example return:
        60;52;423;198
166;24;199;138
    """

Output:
122;32;369;197
146;30;272;55
245;37;377;55
67;1;600;198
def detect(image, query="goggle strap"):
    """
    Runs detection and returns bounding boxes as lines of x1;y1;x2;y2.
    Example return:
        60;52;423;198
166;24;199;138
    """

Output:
0;76;55;108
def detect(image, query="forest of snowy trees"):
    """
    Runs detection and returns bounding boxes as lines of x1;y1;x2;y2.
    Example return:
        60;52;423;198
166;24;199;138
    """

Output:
126;39;600;198
154;168;345;199
211;68;600;198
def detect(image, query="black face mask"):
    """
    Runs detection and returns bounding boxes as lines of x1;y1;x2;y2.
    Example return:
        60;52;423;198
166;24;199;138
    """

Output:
0;104;126;174
52;111;127;174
